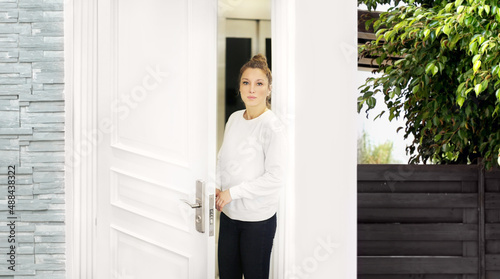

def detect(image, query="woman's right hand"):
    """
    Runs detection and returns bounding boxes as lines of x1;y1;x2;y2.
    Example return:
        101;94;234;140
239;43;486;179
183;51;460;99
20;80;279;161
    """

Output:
216;188;221;197
216;189;232;212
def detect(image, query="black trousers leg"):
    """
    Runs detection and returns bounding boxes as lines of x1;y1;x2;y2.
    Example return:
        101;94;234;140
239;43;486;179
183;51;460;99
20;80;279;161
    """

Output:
218;212;242;279
240;214;276;279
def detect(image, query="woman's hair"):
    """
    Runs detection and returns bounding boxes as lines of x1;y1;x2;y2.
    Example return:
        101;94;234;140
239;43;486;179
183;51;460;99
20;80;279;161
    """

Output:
238;54;272;108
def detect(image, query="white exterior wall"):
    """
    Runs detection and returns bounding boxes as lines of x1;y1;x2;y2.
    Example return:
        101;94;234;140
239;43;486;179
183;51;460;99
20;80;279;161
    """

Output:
291;0;357;277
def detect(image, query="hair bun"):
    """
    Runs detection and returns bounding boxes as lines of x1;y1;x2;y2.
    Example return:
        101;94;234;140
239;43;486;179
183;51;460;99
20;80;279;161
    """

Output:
251;54;268;65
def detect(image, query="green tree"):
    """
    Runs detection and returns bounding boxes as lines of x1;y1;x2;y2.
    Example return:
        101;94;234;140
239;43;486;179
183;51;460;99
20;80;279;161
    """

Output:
358;0;500;169
358;131;401;164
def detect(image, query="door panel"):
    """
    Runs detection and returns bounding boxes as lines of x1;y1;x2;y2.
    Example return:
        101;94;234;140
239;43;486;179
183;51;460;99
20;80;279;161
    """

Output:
110;168;190;232
110;226;189;278
113;0;189;167
97;0;216;278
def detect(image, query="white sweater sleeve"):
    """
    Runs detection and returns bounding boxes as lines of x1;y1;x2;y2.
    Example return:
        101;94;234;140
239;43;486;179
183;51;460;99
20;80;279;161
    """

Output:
229;126;287;200
216;152;222;190
216;114;235;191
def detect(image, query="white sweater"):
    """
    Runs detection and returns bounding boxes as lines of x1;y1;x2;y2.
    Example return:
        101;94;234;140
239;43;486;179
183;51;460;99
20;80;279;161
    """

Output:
216;109;287;221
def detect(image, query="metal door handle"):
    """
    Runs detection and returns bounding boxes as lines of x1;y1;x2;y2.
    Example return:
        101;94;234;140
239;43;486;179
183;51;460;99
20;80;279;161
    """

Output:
180;180;214;236
180;180;206;233
181;199;201;208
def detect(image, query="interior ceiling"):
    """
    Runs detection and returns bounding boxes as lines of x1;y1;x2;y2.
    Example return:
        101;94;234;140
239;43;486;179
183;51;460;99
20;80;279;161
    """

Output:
222;0;271;20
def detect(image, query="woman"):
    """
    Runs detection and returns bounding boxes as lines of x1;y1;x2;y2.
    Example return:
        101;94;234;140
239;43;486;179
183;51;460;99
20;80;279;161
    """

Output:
216;54;287;279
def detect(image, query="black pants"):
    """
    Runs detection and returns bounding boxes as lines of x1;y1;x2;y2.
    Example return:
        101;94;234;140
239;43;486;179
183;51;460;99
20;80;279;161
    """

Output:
218;212;277;279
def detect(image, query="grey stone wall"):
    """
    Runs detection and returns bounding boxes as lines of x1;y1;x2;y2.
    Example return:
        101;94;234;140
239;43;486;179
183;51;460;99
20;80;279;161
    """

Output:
0;0;65;278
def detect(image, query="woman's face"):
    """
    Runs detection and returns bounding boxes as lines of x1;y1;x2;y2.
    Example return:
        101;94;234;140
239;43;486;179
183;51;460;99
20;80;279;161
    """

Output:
240;68;270;110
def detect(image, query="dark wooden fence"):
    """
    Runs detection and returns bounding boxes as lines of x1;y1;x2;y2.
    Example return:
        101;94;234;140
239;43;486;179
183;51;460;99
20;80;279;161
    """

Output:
358;164;500;279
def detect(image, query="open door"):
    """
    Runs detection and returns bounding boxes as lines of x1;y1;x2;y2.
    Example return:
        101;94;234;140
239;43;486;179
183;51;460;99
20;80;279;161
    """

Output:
95;0;217;278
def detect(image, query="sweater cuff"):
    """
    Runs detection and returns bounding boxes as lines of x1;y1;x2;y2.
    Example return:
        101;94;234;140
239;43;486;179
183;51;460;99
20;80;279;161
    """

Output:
229;183;245;200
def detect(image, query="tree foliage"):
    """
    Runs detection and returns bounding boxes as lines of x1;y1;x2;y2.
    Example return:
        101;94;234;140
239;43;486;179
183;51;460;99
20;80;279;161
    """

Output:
358;131;401;164
360;0;437;11
358;0;500;169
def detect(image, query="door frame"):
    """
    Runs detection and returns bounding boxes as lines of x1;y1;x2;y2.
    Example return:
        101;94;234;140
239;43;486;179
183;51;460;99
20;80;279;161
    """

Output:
65;0;99;277
270;0;296;278
65;0;296;278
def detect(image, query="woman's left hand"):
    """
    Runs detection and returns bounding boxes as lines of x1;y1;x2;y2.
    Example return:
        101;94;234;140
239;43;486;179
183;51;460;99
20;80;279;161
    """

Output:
216;190;232;211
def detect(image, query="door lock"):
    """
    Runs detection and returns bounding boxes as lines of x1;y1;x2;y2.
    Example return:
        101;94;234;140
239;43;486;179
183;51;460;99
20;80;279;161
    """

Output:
180;180;215;236
181;180;205;233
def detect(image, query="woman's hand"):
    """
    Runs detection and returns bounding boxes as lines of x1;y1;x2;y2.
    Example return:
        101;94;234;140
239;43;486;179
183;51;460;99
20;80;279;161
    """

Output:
216;188;221;197
216;189;232;211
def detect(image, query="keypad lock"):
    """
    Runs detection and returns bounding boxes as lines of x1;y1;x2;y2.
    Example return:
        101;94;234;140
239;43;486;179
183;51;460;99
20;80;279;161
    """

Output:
181;180;215;236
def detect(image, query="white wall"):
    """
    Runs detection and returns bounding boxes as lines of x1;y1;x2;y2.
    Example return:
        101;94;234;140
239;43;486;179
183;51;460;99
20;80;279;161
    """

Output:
290;0;357;277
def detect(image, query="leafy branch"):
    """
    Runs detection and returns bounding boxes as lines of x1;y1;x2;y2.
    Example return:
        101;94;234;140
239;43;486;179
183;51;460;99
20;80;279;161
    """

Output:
358;0;500;169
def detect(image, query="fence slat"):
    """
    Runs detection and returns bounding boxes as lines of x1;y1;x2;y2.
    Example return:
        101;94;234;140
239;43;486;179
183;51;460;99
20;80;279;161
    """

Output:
359;224;477;241
358;193;478;208
358;257;478;274
359;241;464;256
358;180;467;193
358;208;464;223
486;193;500;209
486;240;500;254
359;275;476;279
486;271;500;278
485;255;500;270
486;224;500;240
358;164;478;181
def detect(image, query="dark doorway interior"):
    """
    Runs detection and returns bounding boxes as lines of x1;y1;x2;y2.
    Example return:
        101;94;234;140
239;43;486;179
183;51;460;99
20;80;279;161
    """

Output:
225;38;251;124
266;38;272;71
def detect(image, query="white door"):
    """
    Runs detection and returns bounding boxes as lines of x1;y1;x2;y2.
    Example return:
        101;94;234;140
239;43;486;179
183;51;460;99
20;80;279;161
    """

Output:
96;0;217;278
